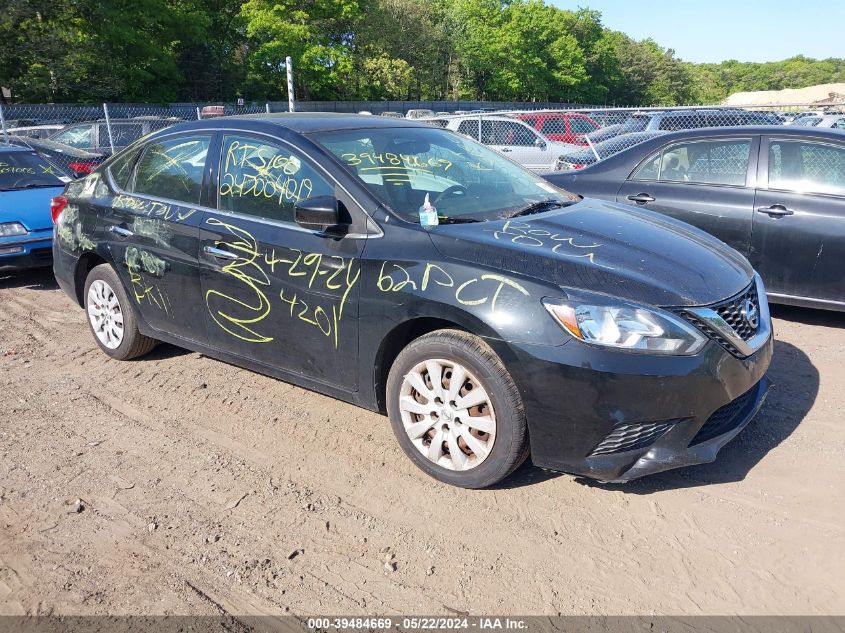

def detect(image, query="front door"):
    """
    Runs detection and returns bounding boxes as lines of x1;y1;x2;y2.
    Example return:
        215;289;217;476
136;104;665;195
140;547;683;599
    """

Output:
487;120;550;170
751;136;845;303
199;133;365;390
102;133;212;343
616;137;758;256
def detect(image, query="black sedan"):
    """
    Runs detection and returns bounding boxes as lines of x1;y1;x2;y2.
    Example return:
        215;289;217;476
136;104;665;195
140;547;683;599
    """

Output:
557;131;665;170
545;126;845;312
51;114;772;488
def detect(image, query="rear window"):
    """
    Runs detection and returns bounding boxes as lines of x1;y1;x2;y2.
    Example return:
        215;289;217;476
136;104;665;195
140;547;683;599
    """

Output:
132;136;210;205
0;151;66;190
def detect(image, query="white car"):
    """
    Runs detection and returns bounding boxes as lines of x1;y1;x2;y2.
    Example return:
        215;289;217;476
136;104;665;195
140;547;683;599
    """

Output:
405;109;436;119
443;115;577;172
792;113;845;129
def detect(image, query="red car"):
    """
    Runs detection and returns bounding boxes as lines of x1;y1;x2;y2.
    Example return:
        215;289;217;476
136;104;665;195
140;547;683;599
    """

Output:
516;112;599;146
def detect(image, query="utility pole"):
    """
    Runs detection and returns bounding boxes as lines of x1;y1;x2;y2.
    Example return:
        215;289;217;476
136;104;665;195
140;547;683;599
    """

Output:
286;56;295;113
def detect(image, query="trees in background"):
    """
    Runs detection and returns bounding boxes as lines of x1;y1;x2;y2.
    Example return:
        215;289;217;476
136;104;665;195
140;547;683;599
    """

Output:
1;0;843;105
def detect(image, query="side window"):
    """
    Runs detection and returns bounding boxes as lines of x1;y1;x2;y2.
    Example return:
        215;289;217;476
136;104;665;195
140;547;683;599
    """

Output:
633;140;751;185
493;121;536;146
132;135;210;205
108;146;142;190
768;140;845;196
218;135;334;223
100;123;144;147
540;118;561;135
632;150;661;180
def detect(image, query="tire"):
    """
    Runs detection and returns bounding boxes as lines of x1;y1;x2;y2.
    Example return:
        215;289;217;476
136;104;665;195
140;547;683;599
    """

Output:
386;329;529;488
83;263;157;360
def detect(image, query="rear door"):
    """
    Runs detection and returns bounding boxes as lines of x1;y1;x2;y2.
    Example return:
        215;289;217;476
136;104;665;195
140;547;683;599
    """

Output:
751;135;845;304
102;132;212;342
616;136;759;256
199;132;365;390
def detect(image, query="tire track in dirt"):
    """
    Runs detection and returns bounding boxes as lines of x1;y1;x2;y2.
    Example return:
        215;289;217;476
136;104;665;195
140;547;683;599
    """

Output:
1;274;844;615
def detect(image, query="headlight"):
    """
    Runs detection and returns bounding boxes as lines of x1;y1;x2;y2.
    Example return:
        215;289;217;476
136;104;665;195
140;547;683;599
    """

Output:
0;222;28;237
543;293;707;355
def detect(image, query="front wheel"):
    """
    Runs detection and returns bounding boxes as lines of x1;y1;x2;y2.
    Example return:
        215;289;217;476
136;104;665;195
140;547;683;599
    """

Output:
386;329;529;488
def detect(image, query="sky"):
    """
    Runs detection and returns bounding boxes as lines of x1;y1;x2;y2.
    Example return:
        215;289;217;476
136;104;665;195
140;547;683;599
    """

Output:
549;0;845;64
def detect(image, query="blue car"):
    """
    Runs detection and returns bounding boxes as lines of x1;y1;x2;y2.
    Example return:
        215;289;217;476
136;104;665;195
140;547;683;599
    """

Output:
0;146;69;270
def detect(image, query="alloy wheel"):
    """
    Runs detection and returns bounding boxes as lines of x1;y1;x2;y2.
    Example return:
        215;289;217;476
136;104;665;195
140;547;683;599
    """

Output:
87;279;124;350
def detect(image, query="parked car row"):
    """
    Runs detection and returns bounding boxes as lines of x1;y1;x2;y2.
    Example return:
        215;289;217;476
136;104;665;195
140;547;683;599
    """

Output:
413;107;826;174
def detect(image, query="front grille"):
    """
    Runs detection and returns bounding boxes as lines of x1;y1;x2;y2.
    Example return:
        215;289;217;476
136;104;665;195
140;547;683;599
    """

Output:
681;311;743;357
678;281;760;356
689;385;758;446
589;419;680;456
713;283;759;341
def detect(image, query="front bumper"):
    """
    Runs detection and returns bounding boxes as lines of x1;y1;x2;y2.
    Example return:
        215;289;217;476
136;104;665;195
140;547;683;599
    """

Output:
0;232;53;270
492;333;773;482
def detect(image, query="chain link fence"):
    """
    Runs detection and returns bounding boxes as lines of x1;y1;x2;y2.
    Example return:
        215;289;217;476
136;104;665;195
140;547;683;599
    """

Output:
2;101;844;178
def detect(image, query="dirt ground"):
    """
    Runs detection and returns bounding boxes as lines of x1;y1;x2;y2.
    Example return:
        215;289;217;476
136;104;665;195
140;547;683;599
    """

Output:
0;268;843;617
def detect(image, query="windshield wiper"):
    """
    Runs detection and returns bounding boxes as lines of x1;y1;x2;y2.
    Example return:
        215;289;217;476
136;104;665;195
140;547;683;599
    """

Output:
437;217;483;225
3;183;61;191
503;198;575;220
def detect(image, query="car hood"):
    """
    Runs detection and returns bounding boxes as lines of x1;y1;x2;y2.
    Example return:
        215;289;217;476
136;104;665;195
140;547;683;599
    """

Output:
0;186;65;231
428;198;754;307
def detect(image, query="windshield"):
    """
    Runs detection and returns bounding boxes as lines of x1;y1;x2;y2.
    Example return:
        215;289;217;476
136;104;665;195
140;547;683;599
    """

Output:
0;151;67;190
622;115;652;132
311;126;576;224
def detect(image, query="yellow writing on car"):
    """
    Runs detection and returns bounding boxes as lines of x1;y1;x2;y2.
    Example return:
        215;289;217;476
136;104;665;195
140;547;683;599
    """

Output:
125;247;171;314
264;247;360;348
204;217;274;344
113;194;196;222
377;262;529;313
219;139;312;206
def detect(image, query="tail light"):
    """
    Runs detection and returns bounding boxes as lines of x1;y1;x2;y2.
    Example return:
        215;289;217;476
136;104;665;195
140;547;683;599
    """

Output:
68;162;96;174
50;195;68;224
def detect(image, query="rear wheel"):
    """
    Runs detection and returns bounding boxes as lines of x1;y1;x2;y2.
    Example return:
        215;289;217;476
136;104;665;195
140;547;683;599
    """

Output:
386;329;529;488
84;264;156;360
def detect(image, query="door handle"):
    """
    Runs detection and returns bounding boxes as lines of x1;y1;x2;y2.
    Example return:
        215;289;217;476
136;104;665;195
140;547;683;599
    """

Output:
627;193;655;204
203;245;239;261
500;148;512;153
756;205;794;217
109;225;134;238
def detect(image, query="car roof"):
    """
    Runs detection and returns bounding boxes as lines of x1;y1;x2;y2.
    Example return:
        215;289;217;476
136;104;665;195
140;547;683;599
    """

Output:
649;125;845;139
154;112;428;135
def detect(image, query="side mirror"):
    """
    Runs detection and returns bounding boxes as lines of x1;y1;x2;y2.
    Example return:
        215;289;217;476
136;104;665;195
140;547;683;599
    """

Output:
295;195;342;231
534;138;547;149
